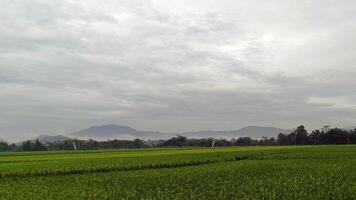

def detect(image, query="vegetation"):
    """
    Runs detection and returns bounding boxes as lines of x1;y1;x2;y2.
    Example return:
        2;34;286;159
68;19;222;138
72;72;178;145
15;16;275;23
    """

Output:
1;125;356;152
0;146;355;199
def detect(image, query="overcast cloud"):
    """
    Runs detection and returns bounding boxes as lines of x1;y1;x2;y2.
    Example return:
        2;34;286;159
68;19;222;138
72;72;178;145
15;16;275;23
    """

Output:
1;0;356;141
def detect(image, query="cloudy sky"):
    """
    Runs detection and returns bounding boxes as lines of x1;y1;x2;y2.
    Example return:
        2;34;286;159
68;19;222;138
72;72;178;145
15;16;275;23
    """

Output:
1;0;356;141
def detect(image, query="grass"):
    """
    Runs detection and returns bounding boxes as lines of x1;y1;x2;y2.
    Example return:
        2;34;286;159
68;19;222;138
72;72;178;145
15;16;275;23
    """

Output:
0;145;355;199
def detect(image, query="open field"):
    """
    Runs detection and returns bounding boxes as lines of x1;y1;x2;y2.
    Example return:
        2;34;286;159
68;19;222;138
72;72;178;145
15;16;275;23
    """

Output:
0;146;355;199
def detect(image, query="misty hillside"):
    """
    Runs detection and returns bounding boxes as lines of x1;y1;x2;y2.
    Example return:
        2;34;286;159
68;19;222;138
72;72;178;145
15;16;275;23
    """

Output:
182;126;291;139
68;124;291;140
37;135;71;144
34;125;354;143
69;124;173;140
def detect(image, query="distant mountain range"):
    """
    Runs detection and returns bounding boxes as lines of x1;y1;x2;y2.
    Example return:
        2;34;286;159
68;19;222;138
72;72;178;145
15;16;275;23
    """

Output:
33;124;291;142
29;124;356;143
182;126;291;139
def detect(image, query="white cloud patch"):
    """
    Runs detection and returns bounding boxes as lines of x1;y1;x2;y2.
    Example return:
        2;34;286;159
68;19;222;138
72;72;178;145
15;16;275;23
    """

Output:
307;96;356;110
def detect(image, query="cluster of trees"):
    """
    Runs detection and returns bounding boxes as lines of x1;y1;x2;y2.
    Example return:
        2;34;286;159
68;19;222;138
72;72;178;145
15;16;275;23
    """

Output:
277;125;356;145
0;139;47;151
160;126;356;146
0;140;11;151
22;139;47;151
159;136;276;147
46;139;145;150
1;125;356;152
0;138;146;151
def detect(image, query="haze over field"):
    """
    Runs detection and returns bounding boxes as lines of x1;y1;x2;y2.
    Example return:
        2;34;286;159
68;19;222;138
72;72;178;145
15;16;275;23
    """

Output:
67;124;291;140
1;0;356;141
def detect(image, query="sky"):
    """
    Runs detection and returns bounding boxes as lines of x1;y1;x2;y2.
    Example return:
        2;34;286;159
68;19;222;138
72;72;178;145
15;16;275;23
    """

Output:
1;0;356;141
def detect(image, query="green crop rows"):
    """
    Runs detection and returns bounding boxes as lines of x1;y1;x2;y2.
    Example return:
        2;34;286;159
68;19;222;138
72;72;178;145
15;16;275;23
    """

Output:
0;146;355;199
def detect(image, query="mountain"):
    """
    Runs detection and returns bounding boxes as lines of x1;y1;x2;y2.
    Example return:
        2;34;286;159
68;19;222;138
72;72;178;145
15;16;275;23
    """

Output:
69;124;174;140
68;124;291;141
182;126;291;139
37;135;71;144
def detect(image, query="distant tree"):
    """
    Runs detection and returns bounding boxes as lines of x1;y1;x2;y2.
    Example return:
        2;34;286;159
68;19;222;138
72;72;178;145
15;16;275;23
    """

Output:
324;128;349;144
162;136;187;147
321;125;330;132
309;129;324;144
257;137;276;146
214;139;232;147
22;140;46;151
349;129;356;144
34;139;47;151
235;137;253;146
132;138;144;148
0;140;9;151
22;140;31;151
277;133;289;145
295;125;308;145
9;143;17;151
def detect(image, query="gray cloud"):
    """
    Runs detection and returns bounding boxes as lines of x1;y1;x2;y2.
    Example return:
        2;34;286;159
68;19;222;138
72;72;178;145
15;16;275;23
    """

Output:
1;0;356;141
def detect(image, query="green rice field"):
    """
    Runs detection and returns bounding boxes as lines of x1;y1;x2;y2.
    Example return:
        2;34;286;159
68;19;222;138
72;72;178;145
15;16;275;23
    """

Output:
0;145;355;199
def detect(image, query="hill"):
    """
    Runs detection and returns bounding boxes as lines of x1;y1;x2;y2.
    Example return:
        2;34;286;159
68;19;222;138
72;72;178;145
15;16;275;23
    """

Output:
182;126;291;139
69;124;174;140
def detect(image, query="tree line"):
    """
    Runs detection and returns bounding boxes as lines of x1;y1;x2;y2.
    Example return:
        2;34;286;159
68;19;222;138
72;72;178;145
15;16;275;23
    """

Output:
1;125;356;151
